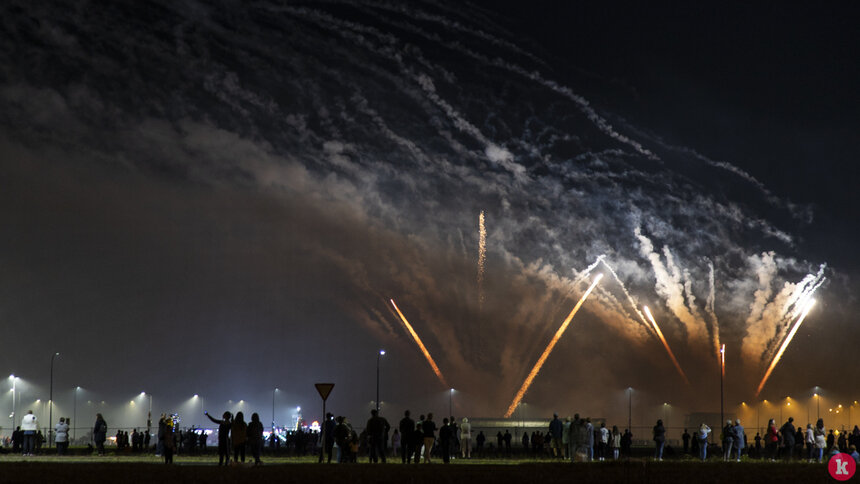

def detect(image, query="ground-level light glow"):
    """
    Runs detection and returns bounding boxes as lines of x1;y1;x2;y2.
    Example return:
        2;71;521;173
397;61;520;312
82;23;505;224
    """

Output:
503;274;603;418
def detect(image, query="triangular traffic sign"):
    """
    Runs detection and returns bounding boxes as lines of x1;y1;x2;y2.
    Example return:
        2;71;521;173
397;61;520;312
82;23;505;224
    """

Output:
315;383;335;401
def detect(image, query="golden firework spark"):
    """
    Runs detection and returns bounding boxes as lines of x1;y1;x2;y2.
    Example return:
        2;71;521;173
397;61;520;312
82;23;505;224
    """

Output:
755;298;815;397
643;306;690;385
390;299;449;388
503;274;603;418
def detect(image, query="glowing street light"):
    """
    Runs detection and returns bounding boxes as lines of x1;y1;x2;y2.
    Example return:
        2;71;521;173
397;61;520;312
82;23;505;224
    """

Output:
449;388;455;417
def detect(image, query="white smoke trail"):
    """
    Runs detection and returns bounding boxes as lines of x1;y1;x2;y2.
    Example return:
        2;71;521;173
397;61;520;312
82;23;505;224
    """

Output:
599;257;653;336
706;261;721;360
742;259;826;366
635;227;708;343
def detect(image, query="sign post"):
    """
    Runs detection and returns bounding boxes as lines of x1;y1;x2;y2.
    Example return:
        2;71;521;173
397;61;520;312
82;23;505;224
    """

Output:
315;383;335;463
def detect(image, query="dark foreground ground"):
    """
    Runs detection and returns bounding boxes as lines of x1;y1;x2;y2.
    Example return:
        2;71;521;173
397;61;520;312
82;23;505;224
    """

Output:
0;461;838;484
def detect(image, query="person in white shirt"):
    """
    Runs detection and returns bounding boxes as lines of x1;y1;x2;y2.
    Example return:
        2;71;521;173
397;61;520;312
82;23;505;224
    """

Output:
459;417;472;459
21;410;38;456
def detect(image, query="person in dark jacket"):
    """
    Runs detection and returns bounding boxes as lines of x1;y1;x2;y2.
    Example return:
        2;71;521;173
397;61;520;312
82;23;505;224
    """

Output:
333;416;350;463
319;413;335;463
722;420;735;461
232;412;247;463
422;413;437;463
548;413;563;458
160;416;175;464
439;418;453;463
780;417;796;461
399;410;415;464
93;414;107;456
247;413;264;465
366;409;389;463
205;411;232;465
653;419;666;461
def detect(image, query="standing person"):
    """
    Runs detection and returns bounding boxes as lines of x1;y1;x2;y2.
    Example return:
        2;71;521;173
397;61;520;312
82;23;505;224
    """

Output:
232;412;247;464
319;413;335;463
584;418;595;461
780;417;796;461
247;413;264;465
93;413;107;456
562;417;572;460
733;419;745;462
55;417;70;455
475;431;485;458
460;417;472;459
366;409;388;464
21;410;37;456
548;413;563;458
11;426;22;454
805;424;815;462
598;422;609;461
653;419;666;461
765;419;779;461
205;411;233;466
682;429;691;454
161;416;175;464
503;429;512;457
621;428;633;459
333;416;350;464
439;418;452;464
611;425;621;460
398;410;415;464
814;419;827;463
697;423;711;460
156;414;166;456
722;420;734;461
391;429;401;458
422;413;436;463
574;416;588;462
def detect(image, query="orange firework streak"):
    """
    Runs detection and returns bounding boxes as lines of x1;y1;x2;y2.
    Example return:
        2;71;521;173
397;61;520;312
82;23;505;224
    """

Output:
755;299;815;397
643;306;690;385
389;299;450;388
503;274;603;418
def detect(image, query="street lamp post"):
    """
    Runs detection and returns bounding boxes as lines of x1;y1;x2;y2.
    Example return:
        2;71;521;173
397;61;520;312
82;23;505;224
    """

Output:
272;388;278;432
814;392;820;421
74;386;80;443
9;375;17;431
719;344;725;430
449;388;454;417
49;352;60;447
627;387;633;432
376;350;385;411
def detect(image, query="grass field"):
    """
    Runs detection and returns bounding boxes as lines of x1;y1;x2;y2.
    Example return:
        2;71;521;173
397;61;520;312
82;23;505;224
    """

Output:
0;455;839;483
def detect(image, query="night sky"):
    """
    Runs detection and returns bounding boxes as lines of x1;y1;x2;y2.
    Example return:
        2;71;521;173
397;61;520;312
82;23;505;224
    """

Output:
1;1;858;430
